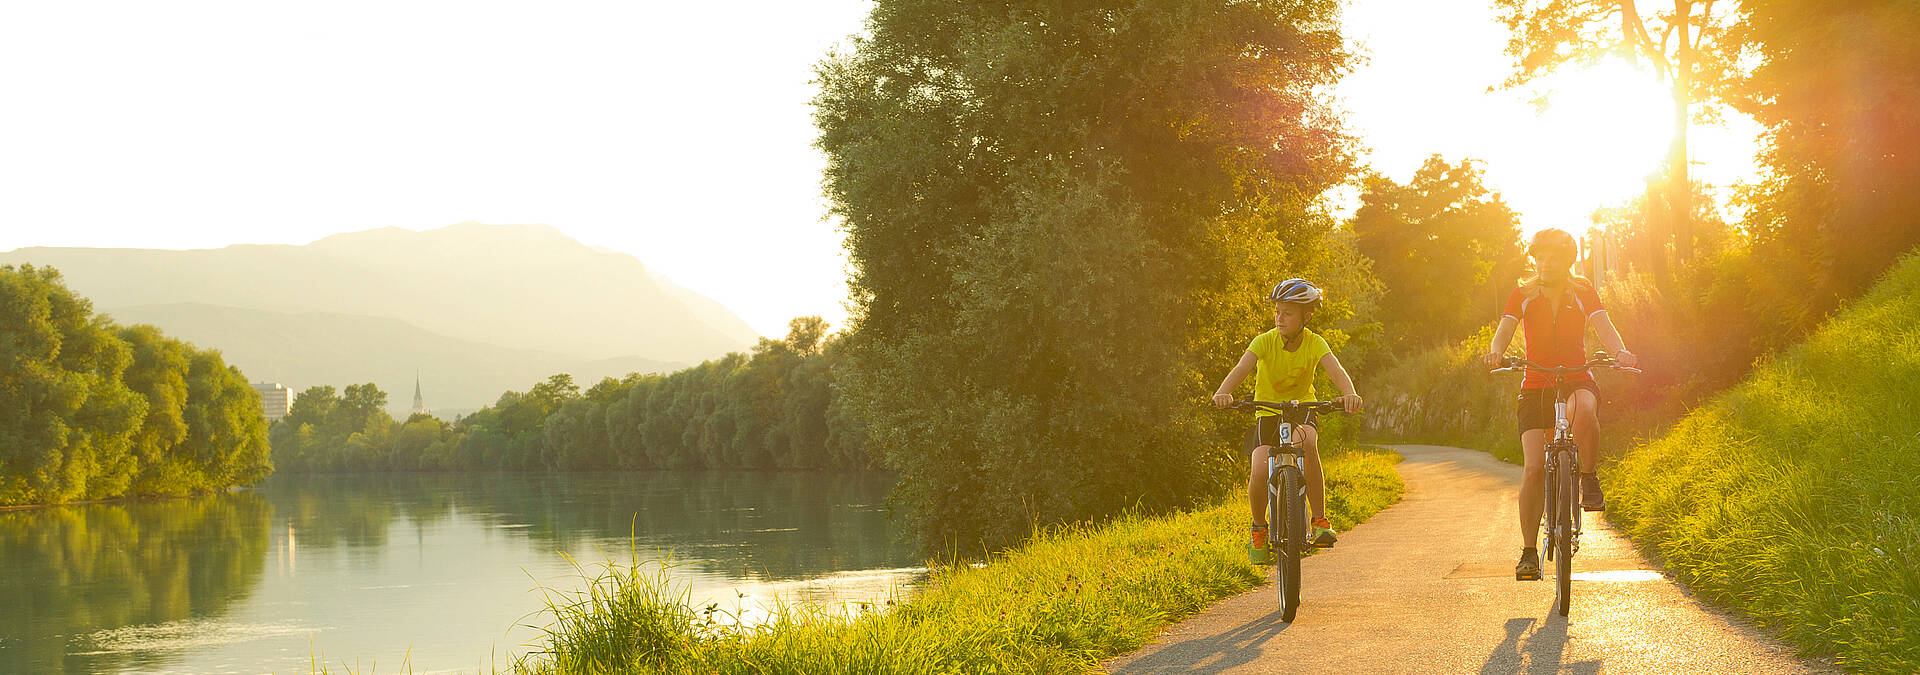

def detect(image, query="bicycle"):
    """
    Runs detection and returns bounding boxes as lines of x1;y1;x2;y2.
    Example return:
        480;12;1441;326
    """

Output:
1230;397;1348;622
1489;352;1638;616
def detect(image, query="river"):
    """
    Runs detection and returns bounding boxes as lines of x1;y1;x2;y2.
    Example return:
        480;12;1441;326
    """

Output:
0;471;919;674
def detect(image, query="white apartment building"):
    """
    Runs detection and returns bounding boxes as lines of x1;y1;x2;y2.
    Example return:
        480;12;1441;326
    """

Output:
253;382;293;422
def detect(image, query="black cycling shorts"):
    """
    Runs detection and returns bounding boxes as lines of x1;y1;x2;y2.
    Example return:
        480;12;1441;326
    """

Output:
1517;381;1599;434
1244;411;1319;456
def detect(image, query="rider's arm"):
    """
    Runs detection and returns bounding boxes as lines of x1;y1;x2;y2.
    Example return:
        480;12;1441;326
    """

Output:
1319;352;1363;413
1212;351;1259;407
1588;311;1637;366
1483;315;1519;367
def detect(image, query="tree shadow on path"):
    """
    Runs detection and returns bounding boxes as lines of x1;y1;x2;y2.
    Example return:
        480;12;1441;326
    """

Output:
1478;616;1601;675
1113;610;1293;674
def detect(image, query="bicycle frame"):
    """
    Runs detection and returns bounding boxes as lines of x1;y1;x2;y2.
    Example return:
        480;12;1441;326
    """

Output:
1545;391;1582;558
1271;421;1304;497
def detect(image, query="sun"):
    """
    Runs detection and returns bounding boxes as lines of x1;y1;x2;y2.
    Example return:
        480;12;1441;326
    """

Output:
1491;61;1677;238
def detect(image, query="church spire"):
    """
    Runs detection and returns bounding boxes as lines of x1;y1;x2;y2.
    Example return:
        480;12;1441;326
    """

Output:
410;371;428;417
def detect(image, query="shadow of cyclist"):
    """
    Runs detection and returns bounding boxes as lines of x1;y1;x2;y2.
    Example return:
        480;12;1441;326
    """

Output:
1112;611;1292;674
1478;616;1600;675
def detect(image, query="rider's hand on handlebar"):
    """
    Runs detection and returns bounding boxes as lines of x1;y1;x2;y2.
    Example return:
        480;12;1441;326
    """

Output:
1615;350;1639;368
1336;394;1363;414
1481;352;1503;369
1212;393;1235;408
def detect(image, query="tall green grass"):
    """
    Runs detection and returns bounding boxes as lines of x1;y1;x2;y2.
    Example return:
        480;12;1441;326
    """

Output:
1606;252;1920;672
514;446;1404;674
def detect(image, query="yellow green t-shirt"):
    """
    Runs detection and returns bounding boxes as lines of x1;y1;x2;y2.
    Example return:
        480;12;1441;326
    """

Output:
1248;328;1331;416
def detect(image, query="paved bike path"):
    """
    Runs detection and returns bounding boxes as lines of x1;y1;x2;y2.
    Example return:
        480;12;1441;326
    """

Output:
1103;444;1833;674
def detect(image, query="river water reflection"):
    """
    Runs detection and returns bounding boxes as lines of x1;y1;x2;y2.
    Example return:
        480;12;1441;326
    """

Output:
0;471;919;674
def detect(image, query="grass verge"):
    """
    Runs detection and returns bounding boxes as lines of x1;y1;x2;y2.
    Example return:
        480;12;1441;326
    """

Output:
1605;253;1920;673
514;445;1404;674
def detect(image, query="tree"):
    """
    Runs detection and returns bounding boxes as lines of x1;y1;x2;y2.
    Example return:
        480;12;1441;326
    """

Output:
1350;156;1522;353
119;325;192;492
0;265;146;504
1496;0;1740;271
2;265;269;504
1727;0;1920;303
270;386;336;471
322;383;389;445
817;0;1361;550
783;316;829;357
173;351;272;488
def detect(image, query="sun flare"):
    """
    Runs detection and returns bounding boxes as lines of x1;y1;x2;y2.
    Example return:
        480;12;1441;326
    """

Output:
1499;61;1677;236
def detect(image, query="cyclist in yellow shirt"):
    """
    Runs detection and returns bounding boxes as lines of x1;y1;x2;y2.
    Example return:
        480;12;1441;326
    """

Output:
1212;279;1364;563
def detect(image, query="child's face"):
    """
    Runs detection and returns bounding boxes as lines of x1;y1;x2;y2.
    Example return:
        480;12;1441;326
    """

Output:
1273;303;1308;336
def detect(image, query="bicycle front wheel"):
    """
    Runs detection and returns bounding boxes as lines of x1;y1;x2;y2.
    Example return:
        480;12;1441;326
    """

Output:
1553;450;1576;616
1277;465;1305;622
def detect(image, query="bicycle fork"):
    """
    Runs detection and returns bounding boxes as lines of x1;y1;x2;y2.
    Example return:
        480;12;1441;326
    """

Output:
1269;423;1306;543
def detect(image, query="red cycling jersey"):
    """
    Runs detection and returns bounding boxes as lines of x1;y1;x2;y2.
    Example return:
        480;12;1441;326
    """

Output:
1502;280;1605;390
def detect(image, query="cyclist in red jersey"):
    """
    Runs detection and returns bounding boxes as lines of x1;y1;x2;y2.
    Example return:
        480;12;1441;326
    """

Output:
1481;228;1638;581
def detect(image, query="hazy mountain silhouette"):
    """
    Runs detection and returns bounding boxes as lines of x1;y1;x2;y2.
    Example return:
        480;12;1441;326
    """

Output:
2;223;760;362
1;223;761;417
105;303;683;417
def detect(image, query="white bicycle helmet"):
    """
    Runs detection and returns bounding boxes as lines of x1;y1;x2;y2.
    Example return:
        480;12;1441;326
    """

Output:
1268;278;1323;307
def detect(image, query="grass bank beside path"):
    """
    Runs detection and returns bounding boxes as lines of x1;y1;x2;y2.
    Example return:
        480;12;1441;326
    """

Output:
514;445;1404;674
1606;253;1920;673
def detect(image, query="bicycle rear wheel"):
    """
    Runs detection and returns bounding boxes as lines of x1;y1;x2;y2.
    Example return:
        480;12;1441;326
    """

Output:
1553;450;1576;616
1277;466;1305;622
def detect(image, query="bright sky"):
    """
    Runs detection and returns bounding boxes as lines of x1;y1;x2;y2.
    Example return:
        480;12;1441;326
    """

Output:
0;1;1760;338
1336;1;1762;237
0;1;874;338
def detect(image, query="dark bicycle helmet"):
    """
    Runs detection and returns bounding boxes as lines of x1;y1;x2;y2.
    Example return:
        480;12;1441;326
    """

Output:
1268;278;1323;307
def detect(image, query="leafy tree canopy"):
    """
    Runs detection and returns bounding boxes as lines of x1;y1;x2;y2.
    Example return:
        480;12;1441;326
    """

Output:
1350;156;1522;354
0;265;269;505
817;0;1366;551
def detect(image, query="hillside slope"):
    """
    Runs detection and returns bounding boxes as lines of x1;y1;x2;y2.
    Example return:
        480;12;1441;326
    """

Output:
1607;251;1920;672
106;303;683;418
0;223;759;363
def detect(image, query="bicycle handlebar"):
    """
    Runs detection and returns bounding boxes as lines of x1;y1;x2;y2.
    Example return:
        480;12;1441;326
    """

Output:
1229;398;1352;415
1488;354;1642;375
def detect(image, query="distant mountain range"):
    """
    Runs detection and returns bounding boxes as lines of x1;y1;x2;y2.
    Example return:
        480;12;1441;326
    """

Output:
1;224;760;417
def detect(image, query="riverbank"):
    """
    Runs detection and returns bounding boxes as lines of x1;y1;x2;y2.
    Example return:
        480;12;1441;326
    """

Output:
512;445;1405;674
0;487;248;511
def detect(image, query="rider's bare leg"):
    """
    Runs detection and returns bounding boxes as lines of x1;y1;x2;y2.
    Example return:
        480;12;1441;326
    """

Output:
1569;388;1600;474
1519;429;1548;548
1248;445;1274;528
1298;425;1326;521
